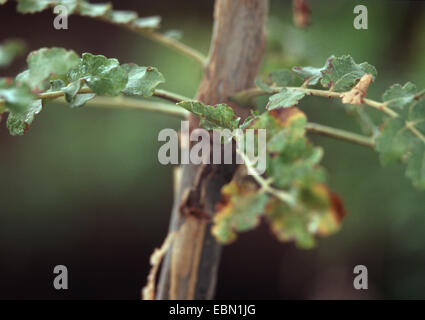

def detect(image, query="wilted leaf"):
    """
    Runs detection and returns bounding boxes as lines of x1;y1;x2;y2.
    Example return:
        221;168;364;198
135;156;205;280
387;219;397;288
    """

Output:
178;101;240;130
265;184;345;248
122;64;164;97
212;171;269;244
340;73;373;105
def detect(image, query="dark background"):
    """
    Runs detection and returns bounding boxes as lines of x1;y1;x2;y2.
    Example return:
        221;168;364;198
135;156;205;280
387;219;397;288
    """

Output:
0;0;424;299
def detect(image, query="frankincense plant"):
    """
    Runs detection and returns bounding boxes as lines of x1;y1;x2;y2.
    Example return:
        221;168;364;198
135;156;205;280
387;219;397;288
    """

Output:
1;0;424;300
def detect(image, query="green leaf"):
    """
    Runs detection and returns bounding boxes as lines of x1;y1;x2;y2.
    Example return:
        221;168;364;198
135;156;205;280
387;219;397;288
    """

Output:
163;30;183;40
61;80;81;102
0;79;36;113
0;0;8;5
68;53;128;96
266;88;306;110
7;99;42;135
69;93;96;108
78;2;111;17
56;0;79;13
16;0;54;13
383;82;417;110
406;142;425;189
376;90;425;190
0;39;27;68
178;101;240;130
269;69;293;87
106;10;138;24
292;56;332;86
132;16;161;30
255;77;273;93
376;117;412;165
26;48;80;91
122;64;164;97
320;55;377;92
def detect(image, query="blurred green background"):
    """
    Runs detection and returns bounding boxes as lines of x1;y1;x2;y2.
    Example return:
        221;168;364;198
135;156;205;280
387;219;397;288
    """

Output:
0;0;424;299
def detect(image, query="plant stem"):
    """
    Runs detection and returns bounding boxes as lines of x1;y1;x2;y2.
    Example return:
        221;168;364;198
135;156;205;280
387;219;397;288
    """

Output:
234;86;425;147
305;122;375;148
101;17;207;66
154;89;191;103
236;147;296;206
54;96;189;118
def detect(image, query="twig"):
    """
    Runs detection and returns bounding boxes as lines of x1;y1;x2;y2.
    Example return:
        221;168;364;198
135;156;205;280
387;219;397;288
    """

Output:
306;122;375;148
236;147;296;207
55;96;189;118
233;86;425;148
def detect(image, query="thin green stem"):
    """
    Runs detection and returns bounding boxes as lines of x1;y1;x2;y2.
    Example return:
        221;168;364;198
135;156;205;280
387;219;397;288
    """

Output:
0;88;190;118
154;89;191;103
236;146;296;207
101;17;207;66
233;85;425;147
36;88;189;104
55;96;189;118
305;122;375;148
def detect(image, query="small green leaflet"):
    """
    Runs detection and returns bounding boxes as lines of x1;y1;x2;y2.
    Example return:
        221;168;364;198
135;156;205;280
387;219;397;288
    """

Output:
382;82;417;110
106;10;138;24
0;79;35;113
16;0;55;13
132;16;161;30
7;99;42;136
178;101;240;130
0;39;27;68
68;53;128;96
320;55;377;92
267;88;306;110
293;55;376;92
15;0;163;33
293;56;333;86
376;83;425;189
268;69;293;87
26;48;80;91
122;64;165;97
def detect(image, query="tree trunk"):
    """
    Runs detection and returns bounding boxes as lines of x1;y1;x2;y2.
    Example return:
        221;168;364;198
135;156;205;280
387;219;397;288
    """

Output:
156;0;268;300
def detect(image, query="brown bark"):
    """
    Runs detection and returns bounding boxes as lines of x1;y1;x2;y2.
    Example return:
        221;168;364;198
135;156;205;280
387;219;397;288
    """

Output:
156;0;268;300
